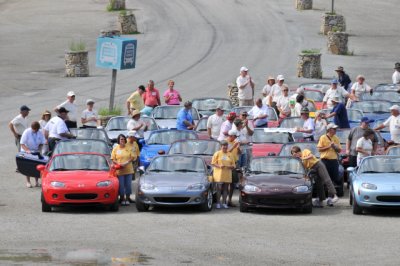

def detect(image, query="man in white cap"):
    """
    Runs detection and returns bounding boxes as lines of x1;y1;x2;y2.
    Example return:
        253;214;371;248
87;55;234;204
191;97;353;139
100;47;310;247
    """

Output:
55;91;78;128
81;99;98;128
322;79;352;110
374;105;400;144
9;105;31;151
236;66;255;106
393;63;400;84
268;74;285;113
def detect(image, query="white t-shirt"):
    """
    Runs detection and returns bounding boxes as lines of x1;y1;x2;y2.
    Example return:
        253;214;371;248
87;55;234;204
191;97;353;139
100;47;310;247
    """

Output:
269;84;282;102
262;84;272;96
302;118;315;138
291;103;302;117
356;137;373;165
248;105;269;127
20;128;46;152
206;114;225;139
10;114;29;135
276;95;290;114
393;71;400;84
218;120;233;141
383;115;400;143
236;75;253;100
58;100;78;122
351;82;372;98
232;122;253;144
314;119;327;141
127;119;146;138
44;116;69;140
323;87;349;109
81;109;98;127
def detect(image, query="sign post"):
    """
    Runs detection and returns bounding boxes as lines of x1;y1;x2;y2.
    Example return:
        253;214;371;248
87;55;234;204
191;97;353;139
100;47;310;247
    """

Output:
96;35;137;110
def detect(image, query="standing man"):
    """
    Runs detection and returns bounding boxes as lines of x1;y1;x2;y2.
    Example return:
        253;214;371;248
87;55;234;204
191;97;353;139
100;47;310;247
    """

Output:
236;66;255;106
295;107;315;141
55;91;78;128
347;117;378;167
44;107;75;153
81;99;98;128
322;79;351;110
393;62;400;84
324;97;350;128
126;85;145;115
248;98;269;128
142;80;161;109
176;101;195;130
9;105;30;151
163;80;182;105
207;105;225;139
374;105;400;144
268;74;285;111
335;66;352;91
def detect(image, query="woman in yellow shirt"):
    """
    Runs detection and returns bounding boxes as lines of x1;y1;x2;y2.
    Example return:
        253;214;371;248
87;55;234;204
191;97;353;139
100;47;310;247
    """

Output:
111;134;137;206
291;146;338;207
211;140;235;209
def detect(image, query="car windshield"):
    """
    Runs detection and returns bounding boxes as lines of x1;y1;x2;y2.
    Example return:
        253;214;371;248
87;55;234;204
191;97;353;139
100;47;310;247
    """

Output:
299;83;330;94
147;130;197;145
359;156;400;173
304;90;324;102
250;157;305;175
351;101;391;113
106;116;130;131
53;140;110;155
387;147;400;156
279;142;320;157
373;119;389;132
252;129;292;144
359;91;400;103
169;140;220;155
335;129;351;144
195;118;209;132
319;108;363;123
50;154;109;171
70;128;109;143
279;117;304;128
152;106;200;120
374;84;400;92
232;106;278;121
148;156;205;173
192;98;232;112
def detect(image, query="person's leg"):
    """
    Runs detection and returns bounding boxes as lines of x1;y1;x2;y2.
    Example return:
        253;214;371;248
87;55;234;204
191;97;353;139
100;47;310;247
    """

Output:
221;183;229;207
117;175;125;204
315;161;337;197
310;169;326;202
215;183;222;208
34;177;40;187
25;176;32;188
125;174;133;203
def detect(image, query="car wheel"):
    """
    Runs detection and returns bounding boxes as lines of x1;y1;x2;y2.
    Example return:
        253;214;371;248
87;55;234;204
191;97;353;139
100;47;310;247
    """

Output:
109;199;119;212
349;187;353;205
199;189;213;212
352;193;363;215
239;194;248;213
135;197;149;212
302;204;313;214
41;193;51;213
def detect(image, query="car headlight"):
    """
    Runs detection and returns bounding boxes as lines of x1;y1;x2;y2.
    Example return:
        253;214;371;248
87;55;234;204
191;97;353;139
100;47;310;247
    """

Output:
97;181;112;187
243;184;261;193
140;183;157;191
292;185;310;193
361;183;377;190
50;181;65;188
187;183;206;191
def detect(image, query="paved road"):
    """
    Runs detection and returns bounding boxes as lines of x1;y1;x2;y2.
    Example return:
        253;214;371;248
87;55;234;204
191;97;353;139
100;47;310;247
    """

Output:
1;0;400;265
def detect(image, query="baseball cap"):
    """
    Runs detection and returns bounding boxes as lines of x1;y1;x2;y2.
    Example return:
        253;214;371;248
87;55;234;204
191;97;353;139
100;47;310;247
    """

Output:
220;140;228;146
184;101;192;107
327;123;339;130
277;74;285;81
20;105;31;112
240;110;248;116
360;117;374;124
390;105;400;111
67;91;76;97
228;129;239;136
86;99;95;105
267;76;275;81
240;66;248;72
331;79;339;84
216;105;224;110
296;87;304;94
227;112;237;120
58;107;69;113
127;130;137;137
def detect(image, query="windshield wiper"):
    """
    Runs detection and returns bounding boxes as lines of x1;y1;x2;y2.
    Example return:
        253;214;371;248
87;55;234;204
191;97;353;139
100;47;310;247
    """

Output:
251;170;272;174
275;170;300;175
362;171;381;173
149;169;171;172
108;128;124;131
175;169;199;173
52;168;68;171
74;168;103;171
193;153;212;156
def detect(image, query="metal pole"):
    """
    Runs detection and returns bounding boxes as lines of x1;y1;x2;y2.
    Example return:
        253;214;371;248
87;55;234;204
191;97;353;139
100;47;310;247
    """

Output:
331;0;334;14
109;69;117;111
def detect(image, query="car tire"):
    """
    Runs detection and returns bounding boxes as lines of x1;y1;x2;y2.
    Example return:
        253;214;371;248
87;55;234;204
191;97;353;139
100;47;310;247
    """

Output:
109;199;119;212
199;189;213;212
135;197;149;212
302;204;313;214
349;187;353;205
239;194;248;213
352;193;363;215
41;193;51;213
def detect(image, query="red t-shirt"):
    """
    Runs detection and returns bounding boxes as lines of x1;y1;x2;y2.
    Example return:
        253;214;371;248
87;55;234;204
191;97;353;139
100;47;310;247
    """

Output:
142;88;160;107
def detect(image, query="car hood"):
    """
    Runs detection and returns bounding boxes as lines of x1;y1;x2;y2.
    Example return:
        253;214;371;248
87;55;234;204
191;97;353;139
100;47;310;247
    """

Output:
142;172;207;187
245;174;307;188
107;130;127;141
358;173;400;184
45;170;113;185
155;119;178;129
364;113;390;121
252;143;283;157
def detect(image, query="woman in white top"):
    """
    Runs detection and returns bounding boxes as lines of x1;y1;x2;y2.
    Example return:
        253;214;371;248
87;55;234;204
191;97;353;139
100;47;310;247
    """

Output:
347;75;372;108
314;112;328;141
356;128;375;166
81;99;98;128
39;110;51;155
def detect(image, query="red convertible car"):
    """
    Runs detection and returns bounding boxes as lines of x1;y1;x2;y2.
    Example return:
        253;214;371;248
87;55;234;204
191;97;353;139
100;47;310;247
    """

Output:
251;128;294;157
37;153;120;212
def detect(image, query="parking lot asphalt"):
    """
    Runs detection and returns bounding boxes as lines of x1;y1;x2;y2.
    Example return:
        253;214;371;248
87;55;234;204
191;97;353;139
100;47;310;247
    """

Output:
1;0;400;265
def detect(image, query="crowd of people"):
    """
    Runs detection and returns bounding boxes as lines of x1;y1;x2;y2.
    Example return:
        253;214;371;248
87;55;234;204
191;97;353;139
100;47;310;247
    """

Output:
9;63;400;208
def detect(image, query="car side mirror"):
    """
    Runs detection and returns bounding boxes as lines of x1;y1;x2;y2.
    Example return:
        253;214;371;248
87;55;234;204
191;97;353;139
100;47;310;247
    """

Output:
36;165;45;172
138;166;145;175
347;167;355;172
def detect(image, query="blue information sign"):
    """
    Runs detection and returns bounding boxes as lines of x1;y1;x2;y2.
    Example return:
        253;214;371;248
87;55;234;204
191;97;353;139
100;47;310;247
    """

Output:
96;36;137;70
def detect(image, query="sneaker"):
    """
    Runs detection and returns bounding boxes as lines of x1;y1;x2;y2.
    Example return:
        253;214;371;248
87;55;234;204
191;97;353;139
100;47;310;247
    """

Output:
35;183;41;187
125;200;130;206
331;195;339;203
222;204;229;209
215;203;221;209
327;196;338;207
120;201;126;206
312;198;323;208
127;197;135;203
26;183;32;188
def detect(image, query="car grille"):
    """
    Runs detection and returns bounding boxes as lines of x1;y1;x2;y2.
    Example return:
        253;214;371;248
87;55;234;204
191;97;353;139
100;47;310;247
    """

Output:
154;197;190;203
65;193;97;200
258;198;294;206
376;196;400;202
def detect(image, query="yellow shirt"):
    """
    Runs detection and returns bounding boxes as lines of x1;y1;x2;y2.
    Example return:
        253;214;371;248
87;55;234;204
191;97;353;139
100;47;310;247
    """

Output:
317;134;341;160
301;149;319;169
111;144;136;175
126;141;140;158
127;91;145;111
211;150;235;183
226;138;240;162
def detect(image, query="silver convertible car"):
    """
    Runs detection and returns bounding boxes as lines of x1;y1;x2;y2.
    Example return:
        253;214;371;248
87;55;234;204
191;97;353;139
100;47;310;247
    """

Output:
135;155;213;212
348;156;400;215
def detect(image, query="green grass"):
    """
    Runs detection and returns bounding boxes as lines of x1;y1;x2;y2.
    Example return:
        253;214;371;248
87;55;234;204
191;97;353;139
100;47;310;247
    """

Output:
106;0;126;12
69;39;86;52
301;49;320;54
98;106;122;116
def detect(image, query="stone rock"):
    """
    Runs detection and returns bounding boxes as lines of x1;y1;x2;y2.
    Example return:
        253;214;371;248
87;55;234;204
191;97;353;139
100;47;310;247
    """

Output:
65;51;89;77
297;53;322;79
109;0;125;10
320;14;346;35
327;31;349;55
118;14;138;34
295;0;312;10
227;84;239;107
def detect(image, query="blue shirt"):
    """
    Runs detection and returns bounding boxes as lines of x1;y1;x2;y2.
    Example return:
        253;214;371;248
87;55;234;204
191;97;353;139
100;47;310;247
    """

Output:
331;103;350;128
176;108;193;130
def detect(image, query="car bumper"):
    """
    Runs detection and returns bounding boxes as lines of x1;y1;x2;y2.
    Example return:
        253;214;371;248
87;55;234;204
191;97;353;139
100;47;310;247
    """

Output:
355;189;400;208
42;187;118;206
137;189;209;206
240;191;312;209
